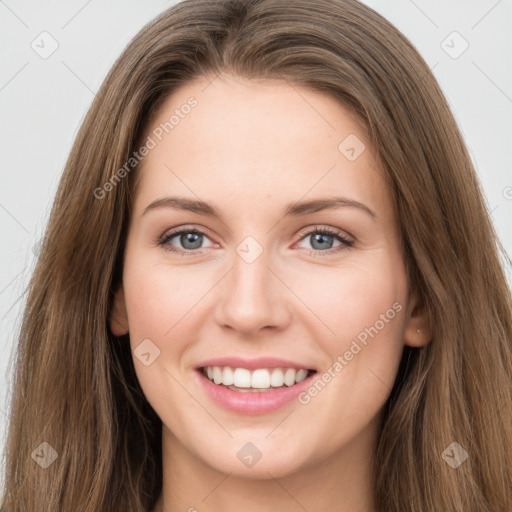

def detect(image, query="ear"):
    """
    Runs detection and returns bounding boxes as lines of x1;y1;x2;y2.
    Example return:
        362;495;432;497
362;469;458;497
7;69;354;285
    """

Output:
110;286;129;336
403;286;432;348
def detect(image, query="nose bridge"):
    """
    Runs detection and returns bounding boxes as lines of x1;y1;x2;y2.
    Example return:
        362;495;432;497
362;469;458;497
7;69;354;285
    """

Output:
214;234;290;334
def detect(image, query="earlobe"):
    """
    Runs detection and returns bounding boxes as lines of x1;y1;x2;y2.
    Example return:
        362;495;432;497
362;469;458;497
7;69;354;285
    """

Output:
110;286;129;336
403;287;432;348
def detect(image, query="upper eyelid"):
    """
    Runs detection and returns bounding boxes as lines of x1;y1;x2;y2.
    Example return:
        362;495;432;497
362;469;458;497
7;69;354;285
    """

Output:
296;224;353;240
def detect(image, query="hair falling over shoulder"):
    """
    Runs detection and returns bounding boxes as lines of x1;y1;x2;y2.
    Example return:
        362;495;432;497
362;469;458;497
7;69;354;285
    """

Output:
1;1;511;510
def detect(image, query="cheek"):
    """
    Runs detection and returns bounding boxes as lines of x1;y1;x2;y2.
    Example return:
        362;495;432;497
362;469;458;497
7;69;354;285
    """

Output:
121;253;205;421
289;254;407;352
123;253;206;345
291;253;408;413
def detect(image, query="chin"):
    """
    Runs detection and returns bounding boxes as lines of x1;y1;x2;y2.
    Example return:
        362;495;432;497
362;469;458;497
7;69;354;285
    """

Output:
191;433;316;480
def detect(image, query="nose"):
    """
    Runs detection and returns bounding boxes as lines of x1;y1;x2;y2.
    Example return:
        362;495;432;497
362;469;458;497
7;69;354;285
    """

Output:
214;244;292;337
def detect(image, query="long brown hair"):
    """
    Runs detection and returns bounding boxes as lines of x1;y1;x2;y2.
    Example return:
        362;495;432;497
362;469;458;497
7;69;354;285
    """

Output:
2;0;511;510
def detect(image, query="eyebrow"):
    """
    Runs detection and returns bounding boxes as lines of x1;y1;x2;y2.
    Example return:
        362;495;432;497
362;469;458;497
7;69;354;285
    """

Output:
142;195;376;221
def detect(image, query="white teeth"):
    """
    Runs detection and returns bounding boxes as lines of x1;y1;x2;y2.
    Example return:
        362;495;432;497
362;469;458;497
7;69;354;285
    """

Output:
213;366;223;385
284;368;296;386
233;368;252;388
295;369;308;383
251;369;270;389
270;368;284;387
203;366;311;389
222;366;234;386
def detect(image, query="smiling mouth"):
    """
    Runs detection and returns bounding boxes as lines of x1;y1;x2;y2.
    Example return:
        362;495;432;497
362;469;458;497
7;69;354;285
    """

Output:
200;366;317;392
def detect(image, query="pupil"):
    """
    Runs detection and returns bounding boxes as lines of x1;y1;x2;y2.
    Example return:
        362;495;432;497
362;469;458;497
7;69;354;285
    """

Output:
182;232;202;249
312;233;332;250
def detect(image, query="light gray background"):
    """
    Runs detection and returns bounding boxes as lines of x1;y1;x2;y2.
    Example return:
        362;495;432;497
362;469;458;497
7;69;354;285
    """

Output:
1;0;511;492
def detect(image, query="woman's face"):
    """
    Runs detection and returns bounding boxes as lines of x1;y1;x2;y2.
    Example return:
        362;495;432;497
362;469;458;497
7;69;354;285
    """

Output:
112;74;428;479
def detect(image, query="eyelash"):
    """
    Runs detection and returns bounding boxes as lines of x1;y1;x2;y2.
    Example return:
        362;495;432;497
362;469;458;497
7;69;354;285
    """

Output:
156;225;354;258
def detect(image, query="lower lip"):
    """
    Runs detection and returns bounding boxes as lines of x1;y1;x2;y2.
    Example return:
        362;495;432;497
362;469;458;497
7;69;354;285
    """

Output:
196;369;315;415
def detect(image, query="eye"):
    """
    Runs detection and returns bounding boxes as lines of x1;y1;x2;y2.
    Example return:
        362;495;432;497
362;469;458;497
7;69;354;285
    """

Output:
157;226;215;255
295;226;354;257
156;225;354;257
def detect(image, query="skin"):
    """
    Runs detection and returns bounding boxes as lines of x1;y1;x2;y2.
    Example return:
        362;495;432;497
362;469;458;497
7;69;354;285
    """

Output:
111;74;431;512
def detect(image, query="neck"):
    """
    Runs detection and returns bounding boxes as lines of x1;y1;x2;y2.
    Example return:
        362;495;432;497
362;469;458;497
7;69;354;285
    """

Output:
153;415;380;512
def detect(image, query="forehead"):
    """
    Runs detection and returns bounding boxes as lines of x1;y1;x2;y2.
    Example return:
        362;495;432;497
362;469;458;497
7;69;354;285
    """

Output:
133;75;392;223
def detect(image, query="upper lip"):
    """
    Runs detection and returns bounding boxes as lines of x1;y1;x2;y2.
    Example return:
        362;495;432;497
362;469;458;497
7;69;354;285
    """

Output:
195;357;316;371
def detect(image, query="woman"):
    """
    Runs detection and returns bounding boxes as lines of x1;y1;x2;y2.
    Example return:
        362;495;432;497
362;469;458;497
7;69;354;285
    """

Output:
1;0;511;510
